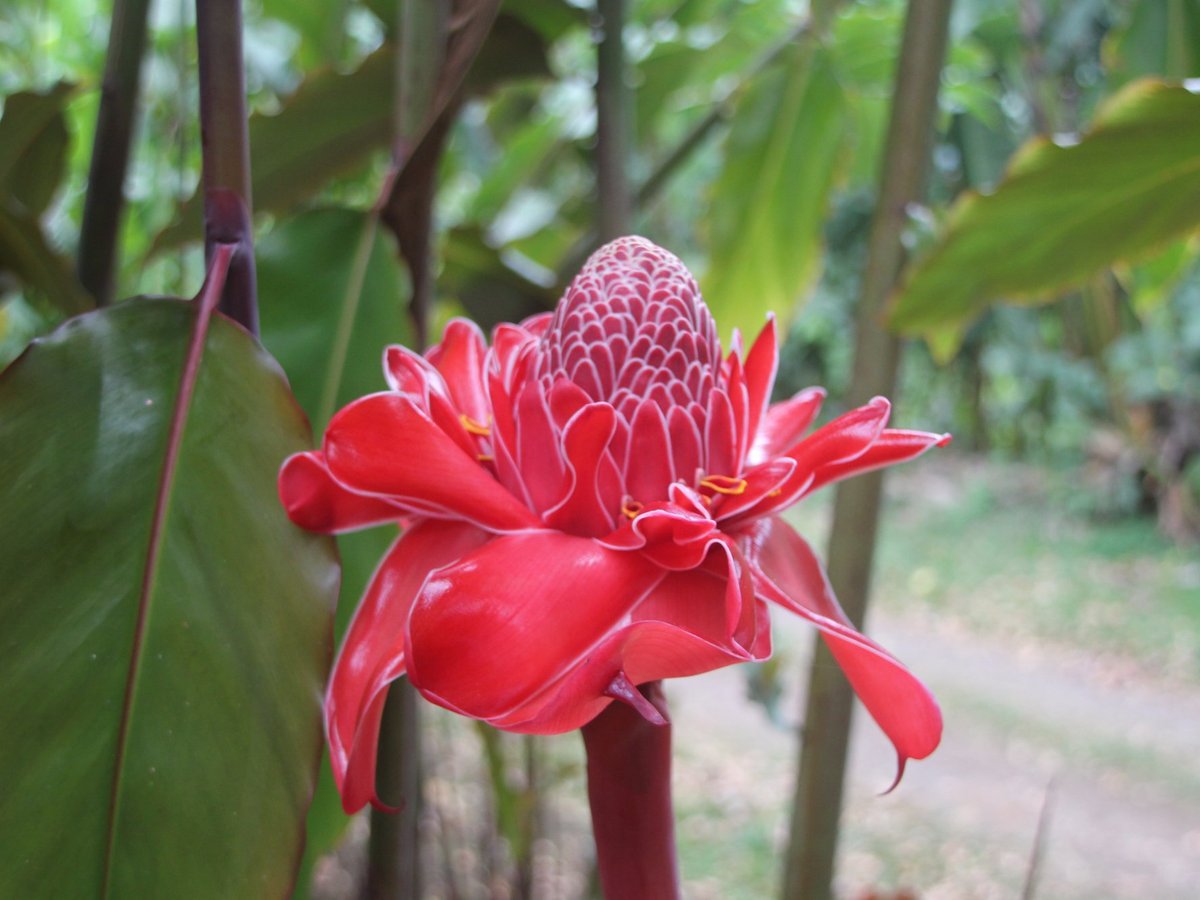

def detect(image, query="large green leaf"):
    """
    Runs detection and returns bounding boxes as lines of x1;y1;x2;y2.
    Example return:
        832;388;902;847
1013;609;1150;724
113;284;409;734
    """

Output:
151;16;551;255
258;207;411;429
0;299;337;897
257;208;410;892
889;80;1200;337
701;44;846;344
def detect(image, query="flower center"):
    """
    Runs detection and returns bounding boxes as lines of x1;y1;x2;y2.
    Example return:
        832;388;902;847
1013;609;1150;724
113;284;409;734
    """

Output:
536;236;721;421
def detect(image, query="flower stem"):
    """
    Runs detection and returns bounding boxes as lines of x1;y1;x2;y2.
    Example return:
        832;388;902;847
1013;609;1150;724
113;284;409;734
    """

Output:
581;681;680;900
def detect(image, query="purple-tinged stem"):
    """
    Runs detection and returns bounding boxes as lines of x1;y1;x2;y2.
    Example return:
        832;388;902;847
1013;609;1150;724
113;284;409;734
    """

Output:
78;0;152;305
581;680;680;900
195;0;257;334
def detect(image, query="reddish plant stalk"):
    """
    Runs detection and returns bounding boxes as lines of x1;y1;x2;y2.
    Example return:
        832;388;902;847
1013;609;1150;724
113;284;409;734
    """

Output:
195;0;257;334
581;681;680;900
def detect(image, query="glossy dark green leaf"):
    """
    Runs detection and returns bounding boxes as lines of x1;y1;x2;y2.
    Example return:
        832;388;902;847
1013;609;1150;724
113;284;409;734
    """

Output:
0;299;337;898
0;82;73;214
701;44;845;343
889;80;1200;337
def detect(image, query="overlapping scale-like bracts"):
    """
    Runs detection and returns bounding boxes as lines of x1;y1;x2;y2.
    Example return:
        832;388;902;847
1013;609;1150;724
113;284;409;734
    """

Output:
488;237;752;527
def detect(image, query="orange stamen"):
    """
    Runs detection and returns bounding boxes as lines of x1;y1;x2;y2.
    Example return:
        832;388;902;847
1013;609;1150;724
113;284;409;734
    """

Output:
477;453;495;463
699;474;748;496
621;498;644;520
460;413;491;437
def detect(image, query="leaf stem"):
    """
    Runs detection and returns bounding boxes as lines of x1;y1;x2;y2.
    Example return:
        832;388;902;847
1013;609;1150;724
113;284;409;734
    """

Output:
77;0;152;305
195;0;258;333
581;682;680;900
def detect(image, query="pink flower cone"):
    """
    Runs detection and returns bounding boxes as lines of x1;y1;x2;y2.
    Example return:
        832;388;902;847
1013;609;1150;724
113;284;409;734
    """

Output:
279;236;950;813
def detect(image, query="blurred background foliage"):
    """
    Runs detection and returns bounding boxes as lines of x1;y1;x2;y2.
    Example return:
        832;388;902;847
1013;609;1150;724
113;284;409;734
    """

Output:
1;0;1198;895
3;0;1197;538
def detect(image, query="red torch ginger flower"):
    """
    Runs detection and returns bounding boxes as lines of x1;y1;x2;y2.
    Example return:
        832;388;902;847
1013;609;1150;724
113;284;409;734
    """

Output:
280;236;949;813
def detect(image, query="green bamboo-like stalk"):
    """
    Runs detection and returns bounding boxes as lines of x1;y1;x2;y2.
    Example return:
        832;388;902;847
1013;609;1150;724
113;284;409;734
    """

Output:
194;0;257;333
780;1;953;897
77;0;152;305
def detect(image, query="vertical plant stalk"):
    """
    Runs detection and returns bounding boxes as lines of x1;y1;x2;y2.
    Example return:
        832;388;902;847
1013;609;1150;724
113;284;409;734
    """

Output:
595;0;632;243
781;1;953;898
195;0;257;334
367;3;447;898
77;0;152;305
365;679;423;900
581;682;680;900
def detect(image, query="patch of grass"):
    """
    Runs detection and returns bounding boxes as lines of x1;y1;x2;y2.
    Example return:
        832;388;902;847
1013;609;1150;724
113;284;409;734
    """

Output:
871;457;1200;681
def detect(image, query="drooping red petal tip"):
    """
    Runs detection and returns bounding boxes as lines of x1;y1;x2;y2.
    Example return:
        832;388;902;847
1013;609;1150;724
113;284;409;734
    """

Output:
604;671;668;726
881;752;909;796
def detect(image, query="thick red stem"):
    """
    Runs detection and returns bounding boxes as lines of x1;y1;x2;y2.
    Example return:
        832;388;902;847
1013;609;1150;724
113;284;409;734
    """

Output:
581;680;680;900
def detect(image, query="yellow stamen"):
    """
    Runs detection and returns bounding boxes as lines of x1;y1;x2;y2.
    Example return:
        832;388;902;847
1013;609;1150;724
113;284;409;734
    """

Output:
699;474;748;496
621;499;644;520
460;413;491;437
767;489;782;497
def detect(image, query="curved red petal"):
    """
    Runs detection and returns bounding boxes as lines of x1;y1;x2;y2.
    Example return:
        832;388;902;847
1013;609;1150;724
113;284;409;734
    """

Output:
405;531;665;725
735;397;892;521
808;428;952;493
324;393;540;532
543;403;621;536
740;316;778;451
278;450;404;533
326;521;491;812
748;386;826;465
751;522;942;767
427;318;489;425
493;564;767;734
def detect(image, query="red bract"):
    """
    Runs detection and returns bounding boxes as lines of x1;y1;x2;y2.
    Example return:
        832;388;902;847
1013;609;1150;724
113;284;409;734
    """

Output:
279;236;950;813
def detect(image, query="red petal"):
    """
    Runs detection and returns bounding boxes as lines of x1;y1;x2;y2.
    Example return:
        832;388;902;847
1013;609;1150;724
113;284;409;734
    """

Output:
740;316;778;450
326;521;491;812
515;382;568;513
489;562;768;734
704;387;738;476
426;319;489;425
624;400;674;501
278;450;403;533
543;403;621;536
751;519;942;767
405;532;665;725
748;386;826;464
735;397;892;520
324;393;540;532
809;429;952;493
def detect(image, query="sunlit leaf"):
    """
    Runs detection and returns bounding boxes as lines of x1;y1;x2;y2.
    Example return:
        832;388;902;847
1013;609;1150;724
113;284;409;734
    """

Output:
889;80;1200;336
701;44;846;344
0;298;337;897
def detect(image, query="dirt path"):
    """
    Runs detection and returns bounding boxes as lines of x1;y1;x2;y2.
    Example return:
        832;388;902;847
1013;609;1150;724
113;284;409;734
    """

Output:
669;608;1200;899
